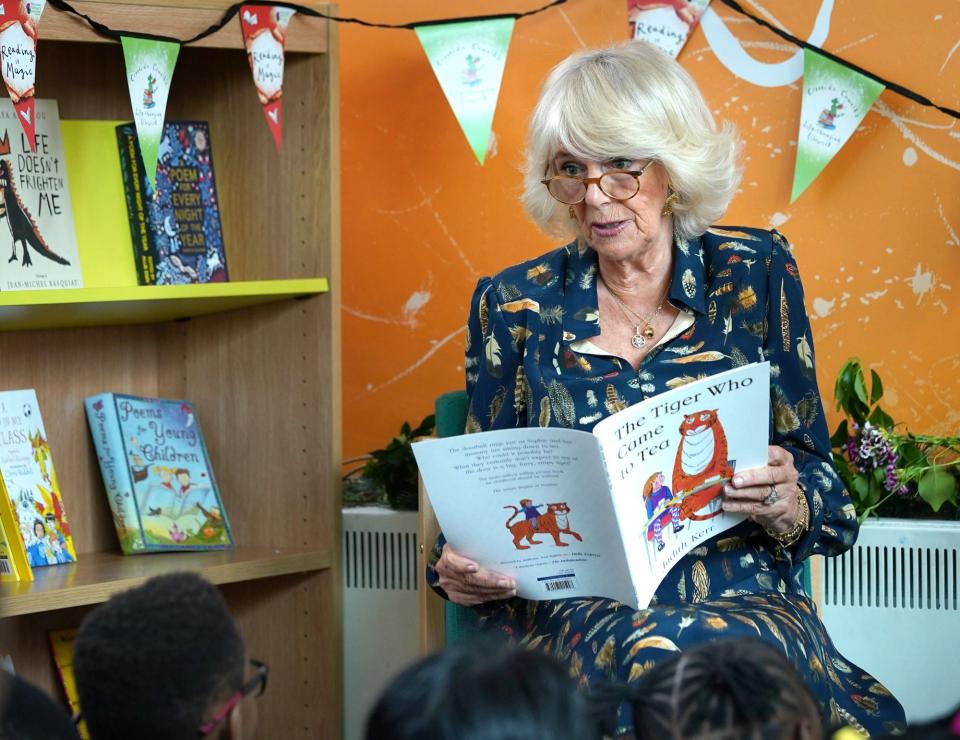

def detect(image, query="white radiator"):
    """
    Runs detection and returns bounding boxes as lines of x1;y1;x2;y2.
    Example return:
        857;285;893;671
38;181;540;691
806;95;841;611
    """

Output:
817;519;960;723
342;507;420;740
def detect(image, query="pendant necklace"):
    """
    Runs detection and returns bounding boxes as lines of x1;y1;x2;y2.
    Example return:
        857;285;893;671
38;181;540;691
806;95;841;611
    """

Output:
602;277;671;349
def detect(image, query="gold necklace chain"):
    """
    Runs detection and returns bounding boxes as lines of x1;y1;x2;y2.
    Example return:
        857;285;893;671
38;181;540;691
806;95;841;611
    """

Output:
601;276;671;349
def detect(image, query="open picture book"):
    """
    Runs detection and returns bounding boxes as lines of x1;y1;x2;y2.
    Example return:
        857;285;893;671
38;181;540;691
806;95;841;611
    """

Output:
414;362;770;610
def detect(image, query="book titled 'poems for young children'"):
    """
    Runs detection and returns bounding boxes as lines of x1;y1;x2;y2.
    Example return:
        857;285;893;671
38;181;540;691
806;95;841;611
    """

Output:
84;393;234;554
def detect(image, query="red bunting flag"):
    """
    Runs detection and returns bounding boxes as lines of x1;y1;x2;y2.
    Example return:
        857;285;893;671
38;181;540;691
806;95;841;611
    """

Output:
0;0;43;151
239;5;295;150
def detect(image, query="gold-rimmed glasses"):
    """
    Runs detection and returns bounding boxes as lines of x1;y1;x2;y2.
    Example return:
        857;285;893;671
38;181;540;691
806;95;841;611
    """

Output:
540;163;651;205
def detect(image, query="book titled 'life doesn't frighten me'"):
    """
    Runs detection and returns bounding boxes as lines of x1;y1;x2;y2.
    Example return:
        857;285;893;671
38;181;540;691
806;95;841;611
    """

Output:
84;393;233;554
116;121;228;286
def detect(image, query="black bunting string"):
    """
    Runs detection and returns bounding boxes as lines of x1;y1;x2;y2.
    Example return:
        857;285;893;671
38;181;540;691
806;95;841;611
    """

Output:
715;0;960;120
41;0;959;121
43;0;569;43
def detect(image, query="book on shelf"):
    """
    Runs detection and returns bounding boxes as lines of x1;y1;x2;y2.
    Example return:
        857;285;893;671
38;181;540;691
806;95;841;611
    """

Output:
0;99;82;292
48;627;90;739
84;393;234;554
0;472;32;582
116;120;229;286
413;363;770;611
0;389;77;569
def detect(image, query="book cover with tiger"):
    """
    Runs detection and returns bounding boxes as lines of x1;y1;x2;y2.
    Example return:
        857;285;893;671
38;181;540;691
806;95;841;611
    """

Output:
0;389;77;569
414;363;771;610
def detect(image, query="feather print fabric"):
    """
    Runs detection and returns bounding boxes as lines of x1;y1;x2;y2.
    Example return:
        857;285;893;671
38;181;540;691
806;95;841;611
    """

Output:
427;227;905;737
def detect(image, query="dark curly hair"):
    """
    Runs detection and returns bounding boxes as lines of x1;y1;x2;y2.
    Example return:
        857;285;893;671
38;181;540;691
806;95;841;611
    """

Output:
73;572;245;740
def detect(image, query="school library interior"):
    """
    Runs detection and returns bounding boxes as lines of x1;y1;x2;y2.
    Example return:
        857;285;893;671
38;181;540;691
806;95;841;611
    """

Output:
0;1;957;739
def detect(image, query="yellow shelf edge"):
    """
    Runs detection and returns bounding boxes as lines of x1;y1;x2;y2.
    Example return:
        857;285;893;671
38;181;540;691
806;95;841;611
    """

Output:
0;546;331;618
0;278;330;308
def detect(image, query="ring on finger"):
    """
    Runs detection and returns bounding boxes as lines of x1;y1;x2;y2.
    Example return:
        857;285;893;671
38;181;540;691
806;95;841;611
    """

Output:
763;485;778;506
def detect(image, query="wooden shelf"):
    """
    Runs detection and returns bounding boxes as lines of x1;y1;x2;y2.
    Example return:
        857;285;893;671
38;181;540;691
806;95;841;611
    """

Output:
0;546;331;617
40;1;331;53
0;278;328;331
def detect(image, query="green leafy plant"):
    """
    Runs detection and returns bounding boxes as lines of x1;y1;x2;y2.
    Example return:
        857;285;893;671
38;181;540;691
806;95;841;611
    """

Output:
831;358;960;521
342;415;436;511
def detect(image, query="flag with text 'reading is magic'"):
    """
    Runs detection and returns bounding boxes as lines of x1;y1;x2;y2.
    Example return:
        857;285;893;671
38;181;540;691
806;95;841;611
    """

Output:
627;0;710;58
239;5;295;150
0;0;46;150
416;18;514;165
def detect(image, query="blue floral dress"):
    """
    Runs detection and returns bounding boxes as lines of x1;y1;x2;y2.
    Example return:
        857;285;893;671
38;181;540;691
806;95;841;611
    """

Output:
427;227;906;736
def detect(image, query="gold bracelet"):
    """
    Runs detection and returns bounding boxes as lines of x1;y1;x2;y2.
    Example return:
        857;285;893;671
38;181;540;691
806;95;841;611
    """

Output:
764;486;810;547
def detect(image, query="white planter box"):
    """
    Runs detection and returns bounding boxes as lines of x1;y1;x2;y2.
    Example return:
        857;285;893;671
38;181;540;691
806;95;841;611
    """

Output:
817;518;960;723
341;506;420;740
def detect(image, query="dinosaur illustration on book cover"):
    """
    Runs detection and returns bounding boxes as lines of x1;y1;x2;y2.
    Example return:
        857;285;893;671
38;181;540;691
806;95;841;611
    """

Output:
0;130;71;269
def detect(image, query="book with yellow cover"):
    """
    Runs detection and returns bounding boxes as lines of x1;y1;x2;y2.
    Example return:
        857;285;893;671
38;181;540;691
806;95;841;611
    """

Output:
48;627;89;739
0;472;32;582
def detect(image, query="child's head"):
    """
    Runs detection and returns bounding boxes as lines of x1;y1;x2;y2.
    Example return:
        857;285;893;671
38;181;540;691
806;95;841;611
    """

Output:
520;498;532;507
175;468;191;486
73;572;260;740
623;637;823;740
0;671;80;739
366;640;601;740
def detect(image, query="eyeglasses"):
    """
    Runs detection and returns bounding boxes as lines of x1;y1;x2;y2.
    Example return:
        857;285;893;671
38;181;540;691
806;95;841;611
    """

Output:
197;658;269;737
540;164;651;205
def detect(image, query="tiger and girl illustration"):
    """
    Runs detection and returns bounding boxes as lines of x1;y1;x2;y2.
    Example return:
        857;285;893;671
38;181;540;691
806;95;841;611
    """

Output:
644;408;735;552
503;499;583;550
499;409;734;553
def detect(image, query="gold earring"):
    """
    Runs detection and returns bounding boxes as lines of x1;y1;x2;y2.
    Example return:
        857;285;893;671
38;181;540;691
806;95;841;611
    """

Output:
662;190;679;217
568;206;577;220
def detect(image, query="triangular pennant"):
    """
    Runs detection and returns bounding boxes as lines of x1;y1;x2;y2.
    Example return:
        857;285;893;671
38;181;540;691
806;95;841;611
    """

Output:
627;0;710;57
121;36;180;191
240;5;294;151
0;2;41;150
415;18;514;165
791;49;884;202
25;1;46;24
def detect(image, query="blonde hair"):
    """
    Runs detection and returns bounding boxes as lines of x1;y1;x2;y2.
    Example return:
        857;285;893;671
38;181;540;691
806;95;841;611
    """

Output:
521;41;741;242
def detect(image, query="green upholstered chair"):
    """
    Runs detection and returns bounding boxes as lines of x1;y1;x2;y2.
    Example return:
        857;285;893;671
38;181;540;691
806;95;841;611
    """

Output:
426;391;480;645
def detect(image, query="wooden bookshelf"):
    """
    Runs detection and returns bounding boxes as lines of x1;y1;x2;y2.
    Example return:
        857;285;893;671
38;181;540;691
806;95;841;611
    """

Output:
1;547;332;617
0;2;342;737
0;278;329;330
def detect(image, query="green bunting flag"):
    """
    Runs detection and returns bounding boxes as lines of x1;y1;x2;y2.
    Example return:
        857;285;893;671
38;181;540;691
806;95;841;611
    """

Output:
415;18;514;165
791;49;884;203
121;36;180;191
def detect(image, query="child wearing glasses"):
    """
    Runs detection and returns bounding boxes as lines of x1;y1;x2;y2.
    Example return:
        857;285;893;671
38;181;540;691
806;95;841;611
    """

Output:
72;572;266;740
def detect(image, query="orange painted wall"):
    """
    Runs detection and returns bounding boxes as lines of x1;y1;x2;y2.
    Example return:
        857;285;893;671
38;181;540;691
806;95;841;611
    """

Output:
340;0;960;462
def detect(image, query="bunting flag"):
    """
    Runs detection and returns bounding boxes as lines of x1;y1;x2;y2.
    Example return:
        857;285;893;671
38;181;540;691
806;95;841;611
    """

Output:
627;0;710;58
415;18;514;165
791;49;884;202
0;0;43;150
240;5;295;150
25;1;46;24
121;36;180;191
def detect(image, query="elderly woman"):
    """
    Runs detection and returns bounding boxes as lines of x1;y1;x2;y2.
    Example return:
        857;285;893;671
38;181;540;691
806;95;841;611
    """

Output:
427;41;905;736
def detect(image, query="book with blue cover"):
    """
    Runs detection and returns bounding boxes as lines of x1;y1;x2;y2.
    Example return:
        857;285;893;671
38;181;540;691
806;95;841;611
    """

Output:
84;393;233;554
116;120;229;285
